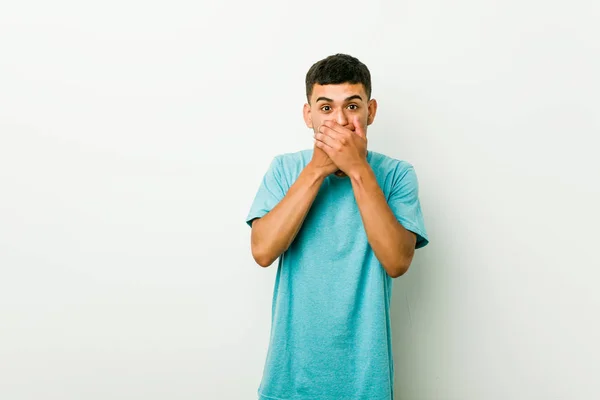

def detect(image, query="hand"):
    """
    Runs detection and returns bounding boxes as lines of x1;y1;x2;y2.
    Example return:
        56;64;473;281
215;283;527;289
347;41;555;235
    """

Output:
308;141;339;178
314;116;368;175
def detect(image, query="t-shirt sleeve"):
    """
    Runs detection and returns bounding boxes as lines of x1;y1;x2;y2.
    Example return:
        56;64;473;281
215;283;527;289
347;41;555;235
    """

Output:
387;164;429;249
245;156;287;227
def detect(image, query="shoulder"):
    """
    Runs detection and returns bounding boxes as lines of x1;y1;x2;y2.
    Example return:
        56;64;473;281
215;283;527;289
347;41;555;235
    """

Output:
268;148;312;186
368;150;416;182
274;148;313;166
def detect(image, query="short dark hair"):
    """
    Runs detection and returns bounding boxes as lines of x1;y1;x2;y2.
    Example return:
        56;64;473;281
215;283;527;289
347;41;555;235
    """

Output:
305;53;372;103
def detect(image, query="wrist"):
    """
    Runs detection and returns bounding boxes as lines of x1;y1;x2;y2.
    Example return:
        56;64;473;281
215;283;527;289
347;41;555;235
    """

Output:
305;162;329;182
347;160;372;182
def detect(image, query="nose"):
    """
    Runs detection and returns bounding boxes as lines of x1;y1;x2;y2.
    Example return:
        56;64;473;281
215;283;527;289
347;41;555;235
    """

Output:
333;109;349;126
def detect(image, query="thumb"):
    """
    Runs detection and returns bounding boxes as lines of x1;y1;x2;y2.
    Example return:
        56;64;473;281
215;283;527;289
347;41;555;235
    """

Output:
353;116;366;139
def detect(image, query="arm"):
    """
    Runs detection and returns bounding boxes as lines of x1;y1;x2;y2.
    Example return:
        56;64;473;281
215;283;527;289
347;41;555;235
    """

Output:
349;163;417;278
314;117;419;278
250;163;326;268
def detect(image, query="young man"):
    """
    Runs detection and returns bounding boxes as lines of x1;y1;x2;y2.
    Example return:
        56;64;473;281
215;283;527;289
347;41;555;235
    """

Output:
245;54;429;400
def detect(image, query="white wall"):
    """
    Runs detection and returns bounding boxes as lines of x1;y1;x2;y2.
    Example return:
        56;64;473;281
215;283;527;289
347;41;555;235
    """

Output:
1;1;598;399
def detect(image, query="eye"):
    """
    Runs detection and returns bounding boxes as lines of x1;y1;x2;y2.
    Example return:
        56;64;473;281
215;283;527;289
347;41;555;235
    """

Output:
320;105;331;112
348;104;359;110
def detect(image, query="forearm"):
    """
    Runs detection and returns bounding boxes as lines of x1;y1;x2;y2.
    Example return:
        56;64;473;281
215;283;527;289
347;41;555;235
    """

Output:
251;163;326;267
349;163;416;277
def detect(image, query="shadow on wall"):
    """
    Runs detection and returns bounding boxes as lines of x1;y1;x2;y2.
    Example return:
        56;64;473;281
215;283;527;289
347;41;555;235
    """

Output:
390;229;450;398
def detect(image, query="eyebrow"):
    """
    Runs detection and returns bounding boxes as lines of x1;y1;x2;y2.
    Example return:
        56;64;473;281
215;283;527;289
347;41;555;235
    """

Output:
315;95;363;103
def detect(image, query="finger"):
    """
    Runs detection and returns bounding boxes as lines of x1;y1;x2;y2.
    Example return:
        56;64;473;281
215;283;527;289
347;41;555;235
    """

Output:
314;137;335;155
318;124;345;141
315;131;340;150
352;116;366;139
322;120;353;136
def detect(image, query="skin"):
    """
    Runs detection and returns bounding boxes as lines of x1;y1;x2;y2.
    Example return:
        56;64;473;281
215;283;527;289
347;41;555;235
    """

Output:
303;83;417;277
303;83;377;178
250;82;417;277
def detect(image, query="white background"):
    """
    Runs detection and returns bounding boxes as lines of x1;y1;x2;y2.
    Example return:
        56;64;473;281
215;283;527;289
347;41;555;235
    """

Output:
1;1;599;399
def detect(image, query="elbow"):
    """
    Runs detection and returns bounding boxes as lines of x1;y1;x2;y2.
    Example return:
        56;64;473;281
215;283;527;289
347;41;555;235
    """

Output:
249;219;286;268
386;254;414;278
388;247;415;278
254;254;274;268
250;220;275;268
251;245;276;268
387;264;409;278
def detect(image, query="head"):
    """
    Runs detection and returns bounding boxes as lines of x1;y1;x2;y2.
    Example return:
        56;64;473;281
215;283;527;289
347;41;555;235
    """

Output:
303;53;377;135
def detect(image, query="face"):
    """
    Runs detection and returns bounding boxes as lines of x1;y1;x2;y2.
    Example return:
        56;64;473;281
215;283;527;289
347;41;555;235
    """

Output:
303;82;377;135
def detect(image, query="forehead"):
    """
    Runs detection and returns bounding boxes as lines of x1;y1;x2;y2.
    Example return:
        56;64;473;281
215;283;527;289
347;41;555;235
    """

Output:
311;82;367;102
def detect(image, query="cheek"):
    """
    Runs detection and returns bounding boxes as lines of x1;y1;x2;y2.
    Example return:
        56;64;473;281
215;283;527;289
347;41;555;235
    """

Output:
312;118;325;132
352;115;367;130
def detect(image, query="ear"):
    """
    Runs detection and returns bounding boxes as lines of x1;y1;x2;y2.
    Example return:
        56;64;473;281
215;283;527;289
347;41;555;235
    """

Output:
303;103;313;129
366;98;378;126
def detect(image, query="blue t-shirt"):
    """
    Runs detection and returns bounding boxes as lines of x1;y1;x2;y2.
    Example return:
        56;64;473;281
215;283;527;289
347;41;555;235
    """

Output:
246;149;429;400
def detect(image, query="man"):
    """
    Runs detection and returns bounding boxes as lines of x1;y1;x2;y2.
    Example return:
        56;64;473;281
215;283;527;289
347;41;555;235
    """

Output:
245;53;429;400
